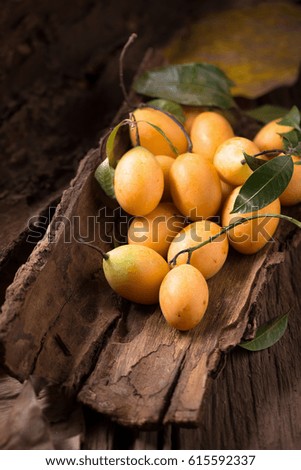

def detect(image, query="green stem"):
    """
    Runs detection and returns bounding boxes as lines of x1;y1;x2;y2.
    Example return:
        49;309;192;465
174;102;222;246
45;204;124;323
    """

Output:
130;113;141;147
169;213;301;266
241;149;285;165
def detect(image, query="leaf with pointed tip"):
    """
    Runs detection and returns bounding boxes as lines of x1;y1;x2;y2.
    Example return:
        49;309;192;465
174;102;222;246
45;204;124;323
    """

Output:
146;99;185;123
243;152;268;171
245;105;289;124
281;129;301;156
231;155;294;213
133;63;236;109
278;105;301;131
106;119;129;168
239;313;288;351
137;120;180;156
94;158;115;198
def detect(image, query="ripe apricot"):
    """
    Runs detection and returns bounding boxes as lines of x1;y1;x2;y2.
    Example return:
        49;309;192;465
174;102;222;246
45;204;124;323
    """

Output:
279;156;301;206
213;137;260;186
167;220;228;279
191;111;234;162
114;146;164;216
169;152;222;220
159;264;209;331
222;186;281;254
103;244;169;305
253;118;293;152
127;202;185;258
155;155;174;201
129;107;188;158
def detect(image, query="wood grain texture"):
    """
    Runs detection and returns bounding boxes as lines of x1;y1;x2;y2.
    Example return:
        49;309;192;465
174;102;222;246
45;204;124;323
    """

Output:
0;148;123;386
81;220;301;448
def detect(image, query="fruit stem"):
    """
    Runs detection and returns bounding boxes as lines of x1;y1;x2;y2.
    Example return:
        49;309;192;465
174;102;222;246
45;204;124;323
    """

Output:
119;33;138;109
78;238;109;260
129;112;141;146
241;149;286;165
169;213;301;266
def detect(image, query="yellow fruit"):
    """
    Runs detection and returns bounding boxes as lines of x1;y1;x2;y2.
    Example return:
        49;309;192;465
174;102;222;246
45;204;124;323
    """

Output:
222;186;281;254
169;152;222;220
191;111;234;162
159;264;209;331
183;106;204;134
214;137;260;186
114;146;164;216
155;155;174;201
220;179;235;206
167;220;228;279
129;107;188;158
103;244;169;305
279;156;301;206
253;119;293;152
127;202;185;258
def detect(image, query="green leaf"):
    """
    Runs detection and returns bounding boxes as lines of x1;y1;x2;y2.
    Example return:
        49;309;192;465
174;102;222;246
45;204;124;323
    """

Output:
281;129;301;156
232;155;294;213
278;105;301;131
133;63;236;109
244;105;289;124
106;119;129;168
146;99;185;124
244;152;268;171
239;313;288;351
94;158;115;198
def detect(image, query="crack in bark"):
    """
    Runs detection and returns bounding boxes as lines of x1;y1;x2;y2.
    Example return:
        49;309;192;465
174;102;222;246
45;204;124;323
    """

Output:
30;289;75;376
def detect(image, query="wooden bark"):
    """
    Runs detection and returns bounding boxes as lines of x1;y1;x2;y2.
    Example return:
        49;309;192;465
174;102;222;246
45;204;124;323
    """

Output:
1;0;301;447
81;224;301;448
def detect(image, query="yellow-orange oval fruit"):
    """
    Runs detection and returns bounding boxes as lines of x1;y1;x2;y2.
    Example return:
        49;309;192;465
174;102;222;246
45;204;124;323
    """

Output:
103;244;169;305
159;264;209;331
127;202;185;258
191;111;234;162
129;107;188;158
279;156;301;206
220;179;235;206
169;152;222;220
213;137;260;186
167;220;228;279
114;146;164;216
222;186;281;254
155;155;174;201
253;119;293;152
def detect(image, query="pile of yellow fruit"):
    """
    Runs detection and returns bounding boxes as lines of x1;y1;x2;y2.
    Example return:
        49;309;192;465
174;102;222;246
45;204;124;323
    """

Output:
101;105;301;331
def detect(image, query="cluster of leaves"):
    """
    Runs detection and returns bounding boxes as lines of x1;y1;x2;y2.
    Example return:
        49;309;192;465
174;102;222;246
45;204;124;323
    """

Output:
94;61;301;352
